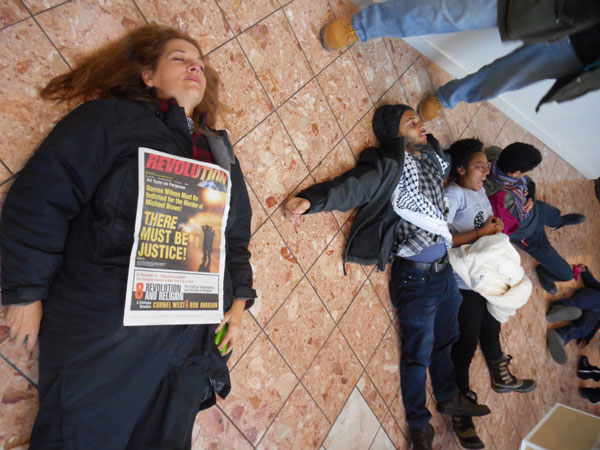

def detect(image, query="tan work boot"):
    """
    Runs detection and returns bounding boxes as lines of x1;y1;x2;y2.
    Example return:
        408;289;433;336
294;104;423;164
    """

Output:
320;17;358;51
419;96;444;121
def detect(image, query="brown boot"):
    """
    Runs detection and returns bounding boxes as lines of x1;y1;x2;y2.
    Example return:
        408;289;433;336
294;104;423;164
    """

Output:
320;17;358;51
418;96;444;121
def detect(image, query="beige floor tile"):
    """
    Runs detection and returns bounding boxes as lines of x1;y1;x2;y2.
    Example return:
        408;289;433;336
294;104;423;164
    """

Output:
234;114;308;214
0;19;71;173
206;39;274;143
135;0;233;54
221;332;297;445
306;232;367;322
302;328;363;422
318;51;371;134
366;326;400;406
192;406;253;450
278;79;343;171
322;388;380;450
351;38;397;103
0;358;38;450
1;0;29;27
356;372;388;422
36;0;144;66
257;384;330;450
339;282;390;365
238;10;312;107
247;220;303;326
265;277;335;377
216;0;279;35
283;0;341;75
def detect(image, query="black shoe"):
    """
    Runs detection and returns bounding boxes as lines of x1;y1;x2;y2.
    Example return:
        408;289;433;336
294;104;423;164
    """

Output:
437;392;491;417
554;213;585;230
452;414;485;449
577;356;600;381
579;387;600;404
409;424;434;450
546;329;567;365
546;304;582;322
486;354;536;394
536;266;557;294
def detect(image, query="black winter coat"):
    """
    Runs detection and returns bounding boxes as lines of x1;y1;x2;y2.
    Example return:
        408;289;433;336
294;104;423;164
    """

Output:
298;135;448;271
0;99;256;448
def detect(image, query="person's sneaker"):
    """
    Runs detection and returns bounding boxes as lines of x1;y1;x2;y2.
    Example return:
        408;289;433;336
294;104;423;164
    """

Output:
546;304;582;322
418;96;444;121
536;265;557;294
553;213;585;230
408;424;434;450
579;387;600;404
437;392;491;417
320;17;357;51
452;414;485;449
546;329;567;365
577;355;600;381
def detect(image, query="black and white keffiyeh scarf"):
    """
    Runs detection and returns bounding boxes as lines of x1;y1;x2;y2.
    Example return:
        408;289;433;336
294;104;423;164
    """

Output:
392;151;452;257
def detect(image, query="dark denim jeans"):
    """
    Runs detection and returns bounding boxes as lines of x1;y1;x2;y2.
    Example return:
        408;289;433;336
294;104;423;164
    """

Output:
554;288;600;343
512;201;573;281
389;260;462;429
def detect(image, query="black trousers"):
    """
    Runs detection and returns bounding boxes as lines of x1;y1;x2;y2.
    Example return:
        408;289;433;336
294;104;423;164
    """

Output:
451;289;503;393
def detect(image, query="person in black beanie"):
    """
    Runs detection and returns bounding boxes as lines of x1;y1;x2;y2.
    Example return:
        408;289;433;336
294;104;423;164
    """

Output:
483;143;585;294
284;104;490;450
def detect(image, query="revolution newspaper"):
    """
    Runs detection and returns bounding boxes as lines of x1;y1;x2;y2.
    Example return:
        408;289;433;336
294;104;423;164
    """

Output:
123;148;231;326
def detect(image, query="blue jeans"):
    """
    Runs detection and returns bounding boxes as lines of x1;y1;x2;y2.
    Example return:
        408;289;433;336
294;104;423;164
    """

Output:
437;36;583;108
512;201;573;282
389;260;462;429
553;288;600;343
351;0;497;42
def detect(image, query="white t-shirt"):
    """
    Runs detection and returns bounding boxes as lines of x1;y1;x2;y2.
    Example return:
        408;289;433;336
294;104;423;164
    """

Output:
445;182;493;235
445;182;494;290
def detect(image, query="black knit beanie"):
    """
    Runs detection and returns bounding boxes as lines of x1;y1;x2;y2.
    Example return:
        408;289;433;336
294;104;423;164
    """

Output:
372;104;414;144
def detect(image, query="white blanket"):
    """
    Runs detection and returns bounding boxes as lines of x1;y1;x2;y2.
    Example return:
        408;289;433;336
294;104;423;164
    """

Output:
448;233;532;323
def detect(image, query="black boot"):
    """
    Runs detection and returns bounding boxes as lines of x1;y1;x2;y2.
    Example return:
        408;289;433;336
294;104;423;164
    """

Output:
437;392;490;417
486;354;536;393
577;356;600;381
536;265;557;294
553;213;585;230
452;392;485;449
579;388;600;404
408;424;434;450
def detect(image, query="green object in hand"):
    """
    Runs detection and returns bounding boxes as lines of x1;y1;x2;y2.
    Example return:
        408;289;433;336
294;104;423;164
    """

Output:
215;323;228;355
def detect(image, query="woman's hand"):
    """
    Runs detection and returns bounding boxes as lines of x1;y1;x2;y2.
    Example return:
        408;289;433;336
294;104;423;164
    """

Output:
523;198;534;213
283;197;310;218
479;216;501;237
215;299;245;355
4;301;42;351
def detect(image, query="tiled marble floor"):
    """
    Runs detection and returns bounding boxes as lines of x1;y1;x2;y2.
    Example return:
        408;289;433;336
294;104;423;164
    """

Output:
1;1;599;449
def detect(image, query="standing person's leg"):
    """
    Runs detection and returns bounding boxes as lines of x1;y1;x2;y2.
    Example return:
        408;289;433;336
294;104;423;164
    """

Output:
321;0;497;51
435;37;583;109
352;0;497;42
451;289;486;394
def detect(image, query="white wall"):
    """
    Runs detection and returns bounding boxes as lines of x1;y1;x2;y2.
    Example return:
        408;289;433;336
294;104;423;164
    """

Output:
403;29;600;179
